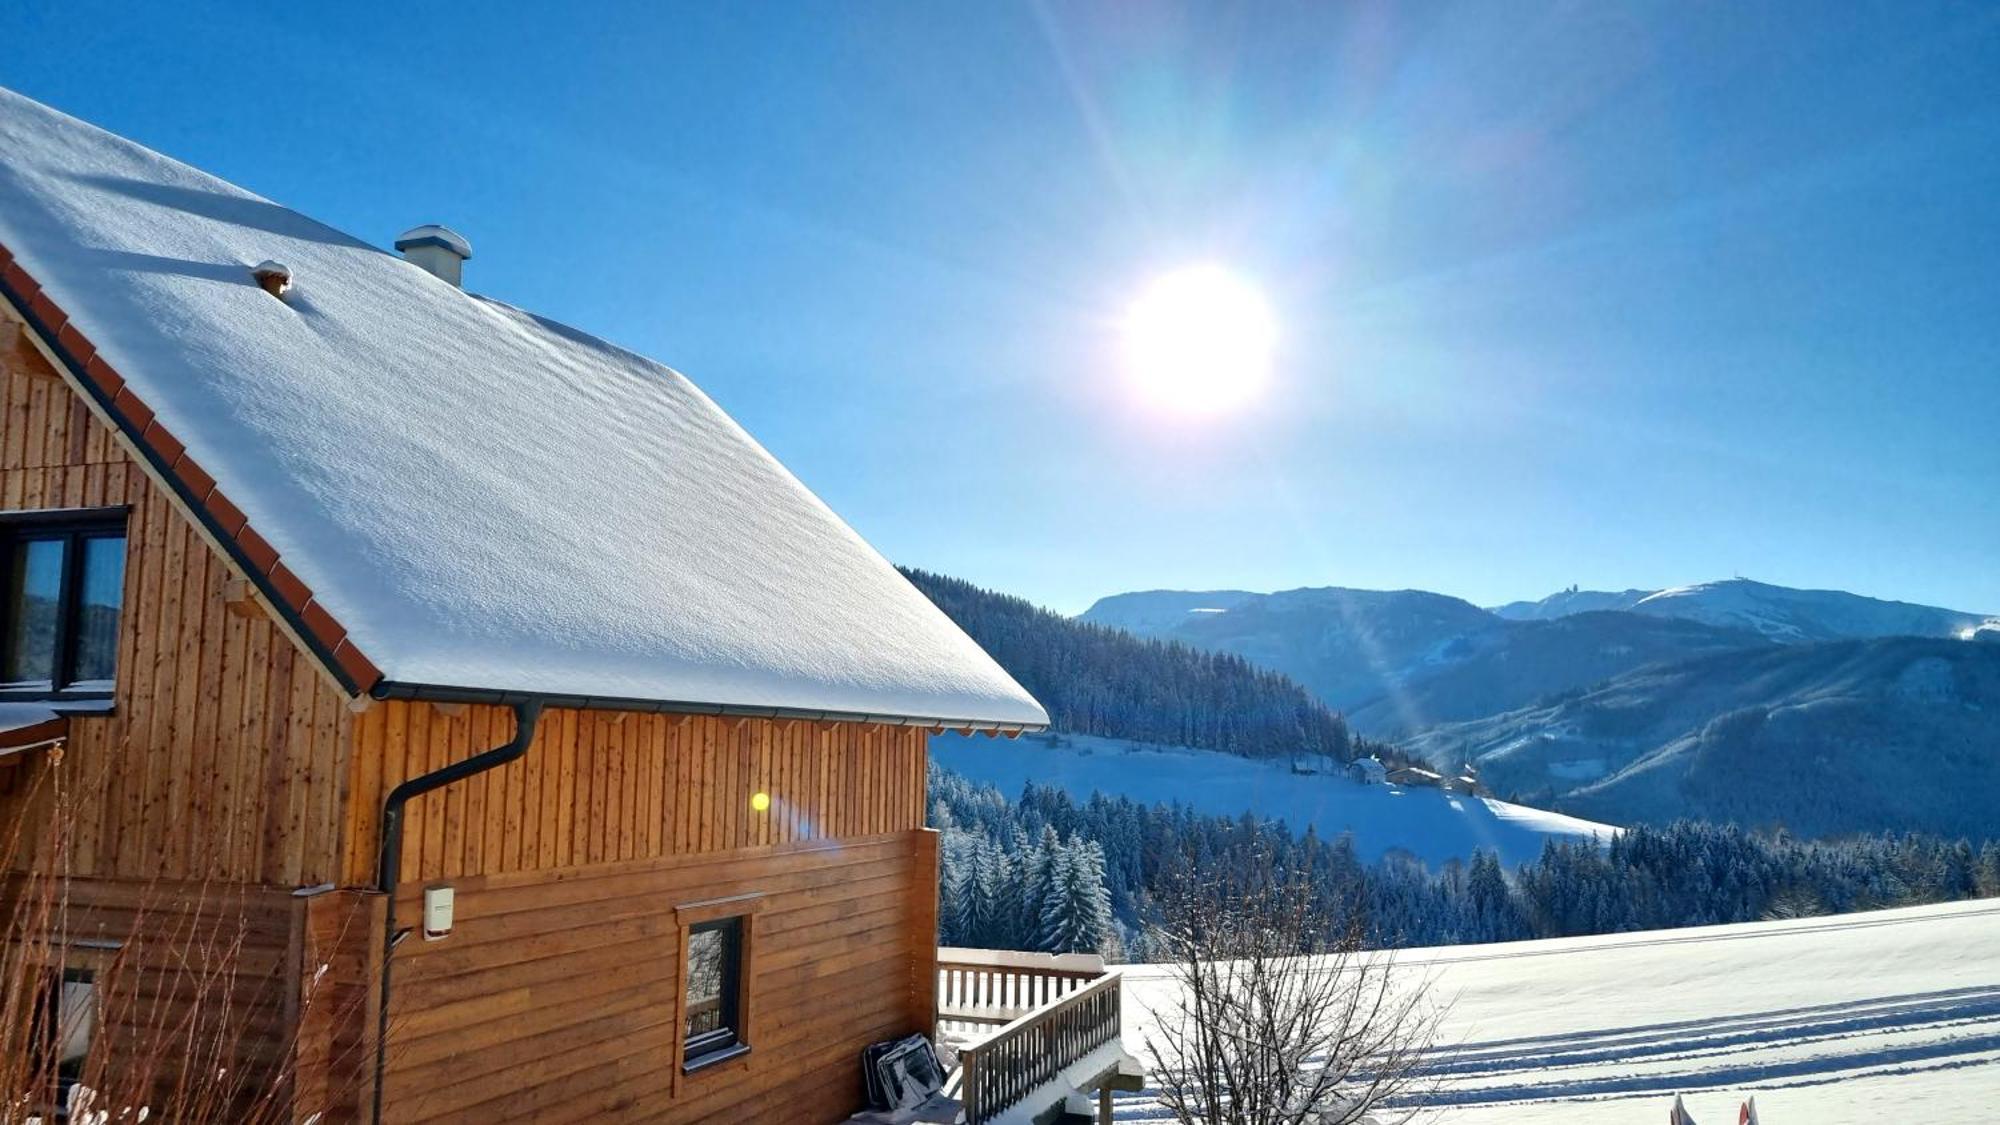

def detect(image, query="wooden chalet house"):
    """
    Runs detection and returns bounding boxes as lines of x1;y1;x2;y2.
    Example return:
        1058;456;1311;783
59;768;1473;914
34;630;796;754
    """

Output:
0;87;1097;1123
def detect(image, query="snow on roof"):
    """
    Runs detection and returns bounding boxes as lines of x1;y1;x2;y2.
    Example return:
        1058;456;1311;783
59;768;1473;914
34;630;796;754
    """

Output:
392;224;470;259
0;88;1047;728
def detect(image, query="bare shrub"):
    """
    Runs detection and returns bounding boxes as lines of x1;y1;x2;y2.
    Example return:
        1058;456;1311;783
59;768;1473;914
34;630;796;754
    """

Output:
1142;850;1443;1125
0;748;366;1124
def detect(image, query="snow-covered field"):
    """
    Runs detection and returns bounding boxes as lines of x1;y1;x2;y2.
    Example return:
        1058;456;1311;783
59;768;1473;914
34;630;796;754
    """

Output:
1112;899;2000;1123
932;731;1613;868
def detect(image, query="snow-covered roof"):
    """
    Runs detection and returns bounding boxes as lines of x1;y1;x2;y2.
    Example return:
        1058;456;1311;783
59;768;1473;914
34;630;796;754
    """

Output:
0;88;1046;729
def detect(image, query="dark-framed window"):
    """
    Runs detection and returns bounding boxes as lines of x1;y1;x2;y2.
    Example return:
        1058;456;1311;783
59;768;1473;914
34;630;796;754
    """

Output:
1;509;127;697
682;915;746;1069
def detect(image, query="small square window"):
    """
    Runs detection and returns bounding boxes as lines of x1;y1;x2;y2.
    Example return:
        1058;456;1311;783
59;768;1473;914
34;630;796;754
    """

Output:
683;916;746;1069
0;512;126;696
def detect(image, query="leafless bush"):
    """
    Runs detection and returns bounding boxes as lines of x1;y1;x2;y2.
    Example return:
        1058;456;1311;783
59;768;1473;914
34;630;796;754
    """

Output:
0;749;366;1124
1142;851;1443;1125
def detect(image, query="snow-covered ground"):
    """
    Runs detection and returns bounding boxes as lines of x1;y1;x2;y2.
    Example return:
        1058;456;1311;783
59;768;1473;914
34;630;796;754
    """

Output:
1112;899;2000;1123
931;731;1614;868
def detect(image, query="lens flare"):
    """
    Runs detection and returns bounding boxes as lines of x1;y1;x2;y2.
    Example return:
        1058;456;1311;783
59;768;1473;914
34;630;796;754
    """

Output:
1121;265;1277;415
750;791;771;813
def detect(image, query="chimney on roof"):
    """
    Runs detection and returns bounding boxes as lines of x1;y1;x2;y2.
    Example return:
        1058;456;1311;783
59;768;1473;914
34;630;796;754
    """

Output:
394;225;472;288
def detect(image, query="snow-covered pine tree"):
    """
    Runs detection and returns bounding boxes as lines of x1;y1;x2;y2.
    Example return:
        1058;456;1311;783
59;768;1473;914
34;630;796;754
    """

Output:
949;838;999;946
1467;850;1524;942
1039;838;1114;954
977;845;1017;948
1019;825;1062;948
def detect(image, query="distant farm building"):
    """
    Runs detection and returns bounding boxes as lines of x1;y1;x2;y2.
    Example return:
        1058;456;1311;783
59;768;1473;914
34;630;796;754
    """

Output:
1387;765;1445;789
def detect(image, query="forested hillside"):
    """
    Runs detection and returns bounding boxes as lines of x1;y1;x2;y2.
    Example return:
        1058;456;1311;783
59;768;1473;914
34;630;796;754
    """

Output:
930;766;2000;958
903;567;1357;762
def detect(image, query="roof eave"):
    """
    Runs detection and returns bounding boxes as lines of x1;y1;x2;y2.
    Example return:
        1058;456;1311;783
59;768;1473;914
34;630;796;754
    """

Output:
368;679;1047;735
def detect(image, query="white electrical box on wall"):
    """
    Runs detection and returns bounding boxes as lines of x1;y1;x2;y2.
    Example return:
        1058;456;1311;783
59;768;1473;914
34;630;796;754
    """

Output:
422;885;455;941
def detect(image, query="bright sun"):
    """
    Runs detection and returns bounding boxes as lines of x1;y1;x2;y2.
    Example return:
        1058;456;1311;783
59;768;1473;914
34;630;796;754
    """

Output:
1121;265;1277;415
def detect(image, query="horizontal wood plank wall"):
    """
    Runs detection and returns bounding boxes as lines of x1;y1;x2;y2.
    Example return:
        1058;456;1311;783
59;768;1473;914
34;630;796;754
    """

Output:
0;362;353;886
345;703;929;885
380;832;935;1125
0;875;305;1114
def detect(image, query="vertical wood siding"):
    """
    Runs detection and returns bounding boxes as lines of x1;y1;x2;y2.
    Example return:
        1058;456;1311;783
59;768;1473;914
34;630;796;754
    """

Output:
345;703;930;886
0;360;354;886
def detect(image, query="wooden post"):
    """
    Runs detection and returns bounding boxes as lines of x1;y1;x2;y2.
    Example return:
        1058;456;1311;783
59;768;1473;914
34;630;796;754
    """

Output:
960;1049;980;1123
291;888;386;1124
910;829;942;1035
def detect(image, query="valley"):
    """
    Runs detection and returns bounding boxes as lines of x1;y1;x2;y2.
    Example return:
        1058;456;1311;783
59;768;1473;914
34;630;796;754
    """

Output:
930;730;1612;868
1072;577;2000;839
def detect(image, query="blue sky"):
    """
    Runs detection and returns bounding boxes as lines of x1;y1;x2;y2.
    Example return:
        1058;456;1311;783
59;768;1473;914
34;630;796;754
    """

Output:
5;2;1997;615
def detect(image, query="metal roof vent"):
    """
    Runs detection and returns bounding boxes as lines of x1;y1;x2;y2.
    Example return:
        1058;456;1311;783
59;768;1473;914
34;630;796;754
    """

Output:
251;260;292;299
394;225;472;288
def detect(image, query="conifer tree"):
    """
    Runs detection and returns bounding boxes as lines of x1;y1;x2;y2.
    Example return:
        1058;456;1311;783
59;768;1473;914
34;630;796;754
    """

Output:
1040;839;1114;954
949;839;998;946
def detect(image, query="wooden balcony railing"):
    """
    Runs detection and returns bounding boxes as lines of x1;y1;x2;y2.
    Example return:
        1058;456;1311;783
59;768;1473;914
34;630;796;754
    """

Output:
955;969;1123;1125
685;996;722;1037
936;946;1105;1039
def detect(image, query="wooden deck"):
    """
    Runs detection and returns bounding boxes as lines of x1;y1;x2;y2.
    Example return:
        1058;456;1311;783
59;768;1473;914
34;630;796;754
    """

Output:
938;949;1133;1125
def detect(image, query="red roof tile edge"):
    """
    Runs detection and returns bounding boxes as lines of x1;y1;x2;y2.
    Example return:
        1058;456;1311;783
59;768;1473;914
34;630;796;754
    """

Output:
0;238;381;698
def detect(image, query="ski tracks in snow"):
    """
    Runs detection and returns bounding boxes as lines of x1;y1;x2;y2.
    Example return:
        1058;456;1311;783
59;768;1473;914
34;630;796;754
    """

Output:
1108;902;2000;1122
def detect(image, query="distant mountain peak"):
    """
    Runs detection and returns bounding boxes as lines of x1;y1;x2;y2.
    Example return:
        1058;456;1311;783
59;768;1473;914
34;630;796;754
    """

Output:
1490;588;1652;621
1076;588;1259;634
1624;578;1988;643
1493;578;1987;643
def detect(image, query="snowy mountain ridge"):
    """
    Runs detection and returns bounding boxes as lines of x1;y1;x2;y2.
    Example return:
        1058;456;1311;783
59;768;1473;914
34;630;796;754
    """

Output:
1495;577;1990;642
1093;577;1990;647
1489;587;1653;620
1079;586;1780;732
1070;577;1998;838
1404;636;2000;839
1076;588;1260;635
1079;578;1992;734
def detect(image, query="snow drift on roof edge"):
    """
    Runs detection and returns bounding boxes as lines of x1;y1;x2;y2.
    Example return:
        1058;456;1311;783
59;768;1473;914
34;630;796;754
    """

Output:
0;87;1046;727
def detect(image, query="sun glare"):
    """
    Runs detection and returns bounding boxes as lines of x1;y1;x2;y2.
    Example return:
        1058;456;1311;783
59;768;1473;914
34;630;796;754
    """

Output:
1121;265;1277;415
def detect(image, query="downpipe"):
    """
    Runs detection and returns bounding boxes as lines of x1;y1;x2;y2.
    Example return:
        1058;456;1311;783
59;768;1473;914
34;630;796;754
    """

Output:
370;700;542;1125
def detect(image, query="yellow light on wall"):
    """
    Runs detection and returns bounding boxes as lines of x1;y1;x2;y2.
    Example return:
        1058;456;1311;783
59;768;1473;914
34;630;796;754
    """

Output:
750;791;771;813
